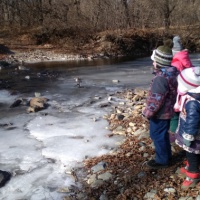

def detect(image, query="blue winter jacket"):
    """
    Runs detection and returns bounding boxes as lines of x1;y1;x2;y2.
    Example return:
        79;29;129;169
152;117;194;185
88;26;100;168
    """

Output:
175;92;200;154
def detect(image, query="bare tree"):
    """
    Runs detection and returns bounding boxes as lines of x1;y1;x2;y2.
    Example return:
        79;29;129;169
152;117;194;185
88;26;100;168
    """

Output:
144;0;179;30
0;0;199;37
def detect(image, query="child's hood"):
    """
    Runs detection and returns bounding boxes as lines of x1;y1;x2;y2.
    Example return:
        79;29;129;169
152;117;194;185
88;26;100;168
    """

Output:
172;50;193;68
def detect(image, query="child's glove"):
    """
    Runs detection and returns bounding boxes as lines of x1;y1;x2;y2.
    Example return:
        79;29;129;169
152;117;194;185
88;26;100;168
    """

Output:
183;138;191;147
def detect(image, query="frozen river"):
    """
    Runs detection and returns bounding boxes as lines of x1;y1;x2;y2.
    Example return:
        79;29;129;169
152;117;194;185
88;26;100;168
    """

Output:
0;54;199;199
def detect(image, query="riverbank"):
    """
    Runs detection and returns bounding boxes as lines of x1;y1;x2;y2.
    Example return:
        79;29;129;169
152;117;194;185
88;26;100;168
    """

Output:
1;27;200;66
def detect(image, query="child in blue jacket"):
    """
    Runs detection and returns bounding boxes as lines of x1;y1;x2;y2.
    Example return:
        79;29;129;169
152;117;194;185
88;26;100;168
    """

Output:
143;44;178;169
175;67;200;189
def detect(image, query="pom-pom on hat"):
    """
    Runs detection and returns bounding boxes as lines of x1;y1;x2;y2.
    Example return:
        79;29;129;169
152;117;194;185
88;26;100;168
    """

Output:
172;35;183;55
177;67;200;95
152;44;173;67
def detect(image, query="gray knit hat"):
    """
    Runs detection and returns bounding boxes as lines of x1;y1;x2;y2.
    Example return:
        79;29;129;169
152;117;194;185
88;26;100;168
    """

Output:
153;45;173;67
172;36;183;55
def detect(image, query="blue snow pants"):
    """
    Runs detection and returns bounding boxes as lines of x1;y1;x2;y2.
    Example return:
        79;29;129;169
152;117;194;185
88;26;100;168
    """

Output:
150;118;172;165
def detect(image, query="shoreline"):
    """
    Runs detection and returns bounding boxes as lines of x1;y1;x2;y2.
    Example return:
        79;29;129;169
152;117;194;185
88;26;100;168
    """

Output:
1;47;126;66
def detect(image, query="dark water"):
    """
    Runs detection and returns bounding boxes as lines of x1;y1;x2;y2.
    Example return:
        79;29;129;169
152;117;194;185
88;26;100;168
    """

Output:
25;53;200;72
1;53;200;94
0;56;144;93
25;56;136;71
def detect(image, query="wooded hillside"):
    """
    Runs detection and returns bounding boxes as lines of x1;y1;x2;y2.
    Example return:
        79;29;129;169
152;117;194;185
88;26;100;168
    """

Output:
0;0;200;56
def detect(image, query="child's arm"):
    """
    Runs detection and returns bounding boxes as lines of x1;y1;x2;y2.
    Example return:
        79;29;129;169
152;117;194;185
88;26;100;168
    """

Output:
143;76;169;119
182;100;200;146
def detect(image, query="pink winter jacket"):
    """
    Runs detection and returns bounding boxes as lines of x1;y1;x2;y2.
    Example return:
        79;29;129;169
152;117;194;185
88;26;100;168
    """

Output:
171;50;193;72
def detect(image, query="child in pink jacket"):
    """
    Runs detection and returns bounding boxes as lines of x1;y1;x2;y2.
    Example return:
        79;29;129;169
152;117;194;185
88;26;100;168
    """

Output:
169;36;194;140
171;36;193;71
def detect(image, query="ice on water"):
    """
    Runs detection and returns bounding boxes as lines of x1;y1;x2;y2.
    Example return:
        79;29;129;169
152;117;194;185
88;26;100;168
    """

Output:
0;82;125;199
0;58;154;199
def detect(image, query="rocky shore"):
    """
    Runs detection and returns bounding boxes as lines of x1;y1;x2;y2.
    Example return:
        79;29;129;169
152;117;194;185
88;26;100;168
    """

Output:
60;89;199;200
3;49;113;65
0;51;103;70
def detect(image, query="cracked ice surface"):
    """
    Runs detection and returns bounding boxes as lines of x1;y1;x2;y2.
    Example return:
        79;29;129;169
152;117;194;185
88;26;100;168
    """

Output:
0;57;153;199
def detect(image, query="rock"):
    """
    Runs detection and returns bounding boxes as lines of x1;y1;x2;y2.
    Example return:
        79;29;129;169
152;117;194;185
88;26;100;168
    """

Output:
127;127;132;133
25;75;30;80
138;141;146;146
0;170;11;188
134;105;143;110
132;128;145;136
108;96;112;101
27;107;35;113
132;94;141;101
98;172;112;181
116;114;124;120
138;146;145;152
137;171;146;178
178;197;194;200
92;117;98;122
34;92;41;97
196;196;200;200
94;96;102;100
134;88;146;97
99;103;111;108
112;80;120;83
99;194;108;200
109;114;116;120
18;65;27;70
91;179;104;188
27;97;49;112
116;108;122;114
138;130;150;140
57;187;70;193
87;174;97;184
10;99;23;108
30;97;48;108
76;192;88;200
125;152;132;157
143;190;157;199
163;187;176;194
143;153;149;157
129;122;136;127
91;161;107;173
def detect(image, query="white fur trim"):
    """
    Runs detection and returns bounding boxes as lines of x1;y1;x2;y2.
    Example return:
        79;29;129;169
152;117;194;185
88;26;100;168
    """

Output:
151;50;155;61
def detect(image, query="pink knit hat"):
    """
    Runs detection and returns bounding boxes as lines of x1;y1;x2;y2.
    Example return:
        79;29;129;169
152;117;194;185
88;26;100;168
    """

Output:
177;67;200;95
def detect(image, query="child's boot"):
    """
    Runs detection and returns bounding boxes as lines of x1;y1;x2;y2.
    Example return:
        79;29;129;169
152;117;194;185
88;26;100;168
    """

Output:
177;160;189;177
181;171;200;189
